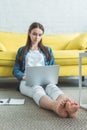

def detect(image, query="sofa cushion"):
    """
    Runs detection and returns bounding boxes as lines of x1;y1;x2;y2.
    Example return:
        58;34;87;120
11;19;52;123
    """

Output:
65;33;87;50
0;42;6;52
42;33;80;50
53;50;87;65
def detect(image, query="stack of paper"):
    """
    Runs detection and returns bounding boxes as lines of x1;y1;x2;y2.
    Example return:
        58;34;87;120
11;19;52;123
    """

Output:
0;98;25;105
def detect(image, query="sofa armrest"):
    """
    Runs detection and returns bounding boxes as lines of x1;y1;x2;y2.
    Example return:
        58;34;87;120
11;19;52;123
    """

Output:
0;42;6;52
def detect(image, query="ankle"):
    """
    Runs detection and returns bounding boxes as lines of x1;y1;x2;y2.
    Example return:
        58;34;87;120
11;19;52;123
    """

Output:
51;101;59;113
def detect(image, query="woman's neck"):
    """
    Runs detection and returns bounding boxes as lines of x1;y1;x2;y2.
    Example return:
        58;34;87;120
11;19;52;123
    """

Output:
30;45;39;50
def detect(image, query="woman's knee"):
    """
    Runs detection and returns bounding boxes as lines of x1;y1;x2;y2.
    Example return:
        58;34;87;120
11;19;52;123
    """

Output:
19;81;33;97
45;83;64;100
45;84;58;94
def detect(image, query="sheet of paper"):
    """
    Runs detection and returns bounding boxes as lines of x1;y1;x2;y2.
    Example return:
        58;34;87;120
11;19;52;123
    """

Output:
9;99;25;105
0;98;25;105
0;99;9;105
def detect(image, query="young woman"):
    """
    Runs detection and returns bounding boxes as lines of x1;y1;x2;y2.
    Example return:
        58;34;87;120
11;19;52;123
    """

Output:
13;22;79;118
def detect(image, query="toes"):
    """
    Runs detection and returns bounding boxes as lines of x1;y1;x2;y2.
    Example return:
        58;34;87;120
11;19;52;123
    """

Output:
65;101;79;114
65;101;71;111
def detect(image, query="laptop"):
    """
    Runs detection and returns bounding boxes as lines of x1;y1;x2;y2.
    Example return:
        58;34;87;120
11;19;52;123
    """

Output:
25;65;59;86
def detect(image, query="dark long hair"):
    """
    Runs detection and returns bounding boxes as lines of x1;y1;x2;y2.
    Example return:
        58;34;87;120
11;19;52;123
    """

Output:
19;22;51;61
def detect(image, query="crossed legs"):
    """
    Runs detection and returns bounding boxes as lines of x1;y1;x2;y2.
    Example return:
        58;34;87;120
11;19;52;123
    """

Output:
39;94;79;118
20;81;79;118
39;84;79;118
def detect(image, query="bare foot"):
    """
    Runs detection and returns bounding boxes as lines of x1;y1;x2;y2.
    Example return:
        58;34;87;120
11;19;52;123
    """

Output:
57;103;68;118
53;101;68;118
54;94;70;118
65;101;79;118
55;94;79;118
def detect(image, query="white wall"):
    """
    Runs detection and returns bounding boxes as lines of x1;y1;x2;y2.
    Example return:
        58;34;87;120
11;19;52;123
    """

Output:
0;0;87;34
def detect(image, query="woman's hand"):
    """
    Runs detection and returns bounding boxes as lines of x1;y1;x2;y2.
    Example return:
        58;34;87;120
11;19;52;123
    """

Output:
22;76;26;80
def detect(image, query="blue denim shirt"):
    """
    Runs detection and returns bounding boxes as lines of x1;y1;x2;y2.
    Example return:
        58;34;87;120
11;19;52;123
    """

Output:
13;46;54;81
